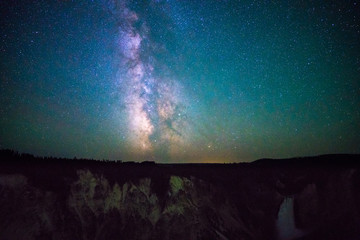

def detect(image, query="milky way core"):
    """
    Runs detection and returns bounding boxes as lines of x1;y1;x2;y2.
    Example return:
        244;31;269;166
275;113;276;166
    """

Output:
113;0;189;159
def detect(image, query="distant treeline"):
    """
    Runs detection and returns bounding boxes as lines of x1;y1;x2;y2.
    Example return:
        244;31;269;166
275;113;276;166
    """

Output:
0;149;155;165
1;149;359;167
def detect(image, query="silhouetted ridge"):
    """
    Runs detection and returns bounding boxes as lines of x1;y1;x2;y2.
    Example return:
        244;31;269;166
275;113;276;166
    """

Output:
254;154;360;167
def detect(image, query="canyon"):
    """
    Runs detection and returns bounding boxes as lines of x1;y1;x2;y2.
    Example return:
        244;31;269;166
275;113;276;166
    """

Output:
0;151;359;240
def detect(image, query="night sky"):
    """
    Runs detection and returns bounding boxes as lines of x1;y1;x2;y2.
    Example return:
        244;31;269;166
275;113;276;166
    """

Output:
1;0;359;162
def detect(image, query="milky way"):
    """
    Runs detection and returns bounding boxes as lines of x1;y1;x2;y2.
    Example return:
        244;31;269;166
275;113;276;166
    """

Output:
112;0;189;159
1;0;359;162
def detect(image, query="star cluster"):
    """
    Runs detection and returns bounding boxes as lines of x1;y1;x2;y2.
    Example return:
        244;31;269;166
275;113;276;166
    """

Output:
0;0;359;162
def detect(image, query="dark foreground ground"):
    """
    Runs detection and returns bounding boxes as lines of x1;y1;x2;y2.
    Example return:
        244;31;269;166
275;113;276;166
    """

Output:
0;150;359;240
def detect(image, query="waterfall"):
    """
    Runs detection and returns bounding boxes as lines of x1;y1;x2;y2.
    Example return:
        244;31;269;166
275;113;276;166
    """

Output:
276;197;304;240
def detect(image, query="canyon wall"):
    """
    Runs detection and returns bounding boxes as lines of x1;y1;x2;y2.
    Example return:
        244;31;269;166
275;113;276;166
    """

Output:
0;154;359;240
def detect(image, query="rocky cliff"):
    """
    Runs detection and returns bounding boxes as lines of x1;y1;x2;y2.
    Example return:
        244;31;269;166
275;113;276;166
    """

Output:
0;152;359;240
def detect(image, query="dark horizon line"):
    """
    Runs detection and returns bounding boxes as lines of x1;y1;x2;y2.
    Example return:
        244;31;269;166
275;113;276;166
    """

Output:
0;148;359;165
